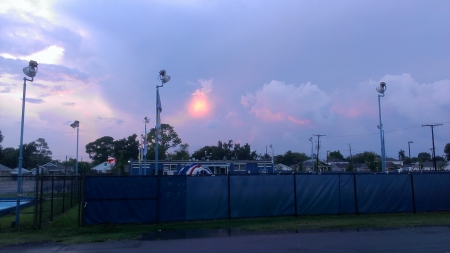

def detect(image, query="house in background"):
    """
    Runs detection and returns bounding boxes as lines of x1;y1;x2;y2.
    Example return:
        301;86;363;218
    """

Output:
326;158;349;172
39;162;69;175
92;160;116;174
0;164;12;179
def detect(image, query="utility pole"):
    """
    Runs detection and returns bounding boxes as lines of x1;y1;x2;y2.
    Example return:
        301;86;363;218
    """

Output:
422;124;442;171
313;134;325;172
348;143;352;161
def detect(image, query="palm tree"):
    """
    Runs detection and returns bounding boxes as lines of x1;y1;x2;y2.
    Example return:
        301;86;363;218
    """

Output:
398;150;405;161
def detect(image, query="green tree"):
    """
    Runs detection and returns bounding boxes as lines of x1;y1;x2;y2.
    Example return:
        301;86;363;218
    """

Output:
112;151;125;175
146;124;182;160
85;136;115;165
1;147;18;168
35;138;53;164
328;150;344;160
346;161;354;172
444;143;450;160
0;129;3;162
398;150;405;161
113;134;140;162
276;151;310;166
417;152;432;162
171;143;190;160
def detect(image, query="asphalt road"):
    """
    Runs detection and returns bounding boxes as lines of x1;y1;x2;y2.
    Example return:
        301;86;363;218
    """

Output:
1;226;449;253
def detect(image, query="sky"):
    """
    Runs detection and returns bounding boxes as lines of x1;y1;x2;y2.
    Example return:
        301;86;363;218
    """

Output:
0;0;449;163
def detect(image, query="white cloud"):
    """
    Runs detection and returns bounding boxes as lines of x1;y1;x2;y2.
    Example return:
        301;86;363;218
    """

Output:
1;45;65;65
330;74;450;125
241;80;332;125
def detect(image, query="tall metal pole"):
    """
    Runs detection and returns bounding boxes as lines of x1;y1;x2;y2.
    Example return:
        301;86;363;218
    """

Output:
155;86;161;175
15;76;33;226
422;124;442;171
408;141;413;166
143;116;149;174
75;125;79;175
309;138;314;172
377;93;386;172
155;70;170;175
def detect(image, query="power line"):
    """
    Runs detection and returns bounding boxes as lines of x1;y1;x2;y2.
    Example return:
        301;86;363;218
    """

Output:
327;122;448;138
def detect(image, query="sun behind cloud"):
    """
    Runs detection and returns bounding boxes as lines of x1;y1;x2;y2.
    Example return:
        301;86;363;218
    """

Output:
188;92;211;117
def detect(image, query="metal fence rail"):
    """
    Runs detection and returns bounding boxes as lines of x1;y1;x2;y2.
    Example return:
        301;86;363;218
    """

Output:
0;175;82;231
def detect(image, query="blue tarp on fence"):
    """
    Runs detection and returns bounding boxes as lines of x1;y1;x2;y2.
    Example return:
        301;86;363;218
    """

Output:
84;177;158;224
83;173;450;225
413;173;450;212
230;174;294;218
186;176;228;220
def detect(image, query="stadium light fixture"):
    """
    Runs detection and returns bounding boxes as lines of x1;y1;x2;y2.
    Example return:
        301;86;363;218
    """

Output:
16;60;38;227
155;70;171;175
376;82;387;172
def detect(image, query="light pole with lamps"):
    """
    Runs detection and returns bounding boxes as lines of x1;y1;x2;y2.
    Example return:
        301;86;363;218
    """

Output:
70;120;80;175
155;70;170;175
408;141;413;166
376;82;387;172
15;60;38;227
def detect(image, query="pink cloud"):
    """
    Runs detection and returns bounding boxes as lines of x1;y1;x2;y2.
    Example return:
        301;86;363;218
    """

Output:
287;116;311;125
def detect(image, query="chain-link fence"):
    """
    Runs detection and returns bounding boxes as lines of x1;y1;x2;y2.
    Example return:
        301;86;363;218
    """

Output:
0;175;83;231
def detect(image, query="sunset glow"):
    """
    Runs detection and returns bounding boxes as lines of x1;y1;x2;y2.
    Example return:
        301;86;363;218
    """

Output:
188;94;211;117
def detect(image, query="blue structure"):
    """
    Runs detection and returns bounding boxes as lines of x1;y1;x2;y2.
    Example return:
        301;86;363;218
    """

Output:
129;159;274;175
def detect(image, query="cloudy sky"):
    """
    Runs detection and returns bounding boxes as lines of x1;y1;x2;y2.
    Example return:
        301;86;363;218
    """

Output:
0;0;449;163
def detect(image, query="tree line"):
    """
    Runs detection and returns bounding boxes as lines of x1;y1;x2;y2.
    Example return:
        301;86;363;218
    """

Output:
1;128;449;173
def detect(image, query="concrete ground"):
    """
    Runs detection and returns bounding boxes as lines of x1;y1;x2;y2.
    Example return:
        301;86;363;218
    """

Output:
1;226;449;253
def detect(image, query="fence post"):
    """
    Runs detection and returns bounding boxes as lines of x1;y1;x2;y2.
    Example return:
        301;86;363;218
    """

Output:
39;176;44;228
410;173;416;214
50;176;54;221
227;173;231;220
62;177;66;214
34;168;39;228
77;176;82;227
338;174;341;214
353;173;359;215
293;172;297;216
70;176;73;208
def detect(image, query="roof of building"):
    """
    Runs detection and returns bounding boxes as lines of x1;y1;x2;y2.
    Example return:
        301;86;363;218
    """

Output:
0;164;13;172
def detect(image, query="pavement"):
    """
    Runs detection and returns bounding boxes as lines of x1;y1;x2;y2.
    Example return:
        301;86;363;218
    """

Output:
1;226;449;253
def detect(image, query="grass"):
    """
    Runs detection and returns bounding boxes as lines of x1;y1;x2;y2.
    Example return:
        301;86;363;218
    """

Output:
0;210;449;246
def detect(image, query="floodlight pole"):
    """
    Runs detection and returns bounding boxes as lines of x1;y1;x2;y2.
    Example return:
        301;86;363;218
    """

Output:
75;125;79;175
143;117;149;174
15;76;33;226
377;92;386;172
408;141;413;166
422;124;442;170
155;85;162;175
309;138;314;172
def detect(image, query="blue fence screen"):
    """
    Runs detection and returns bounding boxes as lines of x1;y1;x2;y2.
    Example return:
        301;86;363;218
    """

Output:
83;173;450;225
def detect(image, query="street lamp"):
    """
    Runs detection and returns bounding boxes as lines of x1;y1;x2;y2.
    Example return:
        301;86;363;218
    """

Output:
376;82;387;172
155;70;170;175
15;60;38;227
408;141;413;166
70;120;80;175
